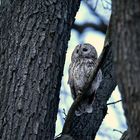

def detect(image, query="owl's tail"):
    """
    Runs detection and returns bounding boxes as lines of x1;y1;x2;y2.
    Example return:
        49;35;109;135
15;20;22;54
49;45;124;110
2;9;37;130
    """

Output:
75;101;93;116
75;91;95;116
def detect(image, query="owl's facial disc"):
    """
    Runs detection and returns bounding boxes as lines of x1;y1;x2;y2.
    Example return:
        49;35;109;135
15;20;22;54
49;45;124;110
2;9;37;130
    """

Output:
71;43;98;62
81;44;97;59
80;46;90;57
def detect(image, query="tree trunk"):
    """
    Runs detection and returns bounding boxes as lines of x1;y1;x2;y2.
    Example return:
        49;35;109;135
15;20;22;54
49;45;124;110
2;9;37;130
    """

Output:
0;0;80;140
112;1;140;140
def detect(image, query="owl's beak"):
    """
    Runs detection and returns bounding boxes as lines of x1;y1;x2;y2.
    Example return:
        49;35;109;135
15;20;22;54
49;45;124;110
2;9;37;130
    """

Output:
78;48;82;57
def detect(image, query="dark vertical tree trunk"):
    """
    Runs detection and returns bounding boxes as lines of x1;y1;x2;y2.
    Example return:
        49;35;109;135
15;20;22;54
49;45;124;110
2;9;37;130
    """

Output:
0;0;80;139
112;1;140;140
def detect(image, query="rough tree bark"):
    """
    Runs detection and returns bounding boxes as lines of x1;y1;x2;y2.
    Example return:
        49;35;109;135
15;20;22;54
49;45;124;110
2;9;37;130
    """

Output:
0;0;80;139
112;0;140;140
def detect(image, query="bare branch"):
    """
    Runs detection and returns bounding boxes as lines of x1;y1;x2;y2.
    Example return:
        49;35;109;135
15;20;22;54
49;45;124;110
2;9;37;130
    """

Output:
73;0;108;35
83;0;106;24
72;22;107;34
104;0;111;5
63;108;67;117
101;0;111;10
107;99;122;105
93;0;99;11
113;129;123;134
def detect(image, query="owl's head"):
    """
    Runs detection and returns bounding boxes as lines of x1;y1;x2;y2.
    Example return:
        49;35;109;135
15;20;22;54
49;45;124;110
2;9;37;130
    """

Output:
71;43;98;62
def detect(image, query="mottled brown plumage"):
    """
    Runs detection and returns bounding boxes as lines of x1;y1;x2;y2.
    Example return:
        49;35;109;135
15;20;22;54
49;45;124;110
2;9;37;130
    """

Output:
68;43;102;116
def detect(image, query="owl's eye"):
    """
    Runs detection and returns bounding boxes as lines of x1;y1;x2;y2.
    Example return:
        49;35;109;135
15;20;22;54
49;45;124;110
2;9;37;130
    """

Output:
76;49;79;53
83;48;88;52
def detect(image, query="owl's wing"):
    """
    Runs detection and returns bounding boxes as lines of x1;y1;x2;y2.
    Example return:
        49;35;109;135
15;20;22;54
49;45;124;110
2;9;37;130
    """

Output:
75;70;102;116
68;63;77;99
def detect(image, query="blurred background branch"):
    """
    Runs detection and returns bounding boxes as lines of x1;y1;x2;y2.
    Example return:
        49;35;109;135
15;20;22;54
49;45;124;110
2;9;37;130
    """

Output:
72;22;107;34
72;0;108;35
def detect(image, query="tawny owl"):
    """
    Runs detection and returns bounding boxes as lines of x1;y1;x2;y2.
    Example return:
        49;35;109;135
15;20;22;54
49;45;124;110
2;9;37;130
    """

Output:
68;43;102;116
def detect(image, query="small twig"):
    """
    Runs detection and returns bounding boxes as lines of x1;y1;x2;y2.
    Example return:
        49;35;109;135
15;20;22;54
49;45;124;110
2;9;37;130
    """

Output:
93;0;99;11
107;99;122;105
113;129;123;134
83;0;105;24
62;109;67;121
104;0;111;5
63;108;67;117
101;0;111;10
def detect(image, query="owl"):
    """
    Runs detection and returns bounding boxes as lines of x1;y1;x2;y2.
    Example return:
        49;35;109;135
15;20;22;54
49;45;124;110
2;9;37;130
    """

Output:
68;43;102;116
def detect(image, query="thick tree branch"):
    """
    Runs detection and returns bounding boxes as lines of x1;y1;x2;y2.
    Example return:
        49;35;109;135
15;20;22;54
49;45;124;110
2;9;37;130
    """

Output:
58;15;117;140
62;40;111;135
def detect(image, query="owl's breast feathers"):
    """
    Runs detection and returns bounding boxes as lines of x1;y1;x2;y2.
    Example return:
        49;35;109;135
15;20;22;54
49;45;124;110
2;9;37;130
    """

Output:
73;59;97;90
68;59;102;100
